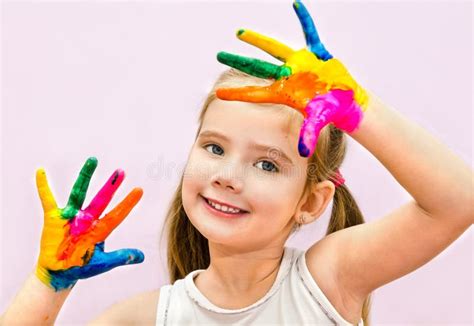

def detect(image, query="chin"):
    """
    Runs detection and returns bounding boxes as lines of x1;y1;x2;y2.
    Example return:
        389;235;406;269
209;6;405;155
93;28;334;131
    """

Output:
189;215;232;240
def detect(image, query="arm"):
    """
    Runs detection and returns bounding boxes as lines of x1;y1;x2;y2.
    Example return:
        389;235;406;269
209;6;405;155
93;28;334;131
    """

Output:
351;91;473;224
0;279;160;326
332;91;473;301
1;272;72;325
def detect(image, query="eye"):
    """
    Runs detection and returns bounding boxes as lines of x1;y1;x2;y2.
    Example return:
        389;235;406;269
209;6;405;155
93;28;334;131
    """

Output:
203;143;279;173
255;160;279;173
204;143;224;156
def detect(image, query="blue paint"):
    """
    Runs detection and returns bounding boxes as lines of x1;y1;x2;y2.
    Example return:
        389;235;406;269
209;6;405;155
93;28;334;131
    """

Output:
298;137;311;157
48;242;145;291
293;0;333;61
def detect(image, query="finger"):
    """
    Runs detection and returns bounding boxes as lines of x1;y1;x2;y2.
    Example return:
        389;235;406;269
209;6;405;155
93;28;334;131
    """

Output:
292;0;333;61
84;169;125;219
35;168;58;216
236;29;295;62
92;187;144;242
216;85;278;104
217;52;291;79
65;157;98;215
216;83;308;111
298;92;339;157
102;248;145;267
298;117;320;158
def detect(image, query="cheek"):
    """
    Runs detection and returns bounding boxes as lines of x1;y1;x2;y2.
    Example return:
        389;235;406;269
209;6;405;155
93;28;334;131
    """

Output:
181;150;216;215
182;162;204;209
246;177;300;218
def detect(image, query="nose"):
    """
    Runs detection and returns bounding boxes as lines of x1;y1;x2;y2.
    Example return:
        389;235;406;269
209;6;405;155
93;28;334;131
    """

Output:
210;164;244;193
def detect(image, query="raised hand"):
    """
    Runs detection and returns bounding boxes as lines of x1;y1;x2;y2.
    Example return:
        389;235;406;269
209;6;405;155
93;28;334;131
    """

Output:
216;0;369;157
35;157;144;291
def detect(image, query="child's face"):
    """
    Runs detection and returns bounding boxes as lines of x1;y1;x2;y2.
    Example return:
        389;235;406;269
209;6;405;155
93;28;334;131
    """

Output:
182;99;309;250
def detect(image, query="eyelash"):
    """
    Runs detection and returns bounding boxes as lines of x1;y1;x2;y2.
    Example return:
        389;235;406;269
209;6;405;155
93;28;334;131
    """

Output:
202;143;280;173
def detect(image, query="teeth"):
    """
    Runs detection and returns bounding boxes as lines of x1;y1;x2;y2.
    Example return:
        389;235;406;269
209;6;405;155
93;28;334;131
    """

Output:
207;199;243;214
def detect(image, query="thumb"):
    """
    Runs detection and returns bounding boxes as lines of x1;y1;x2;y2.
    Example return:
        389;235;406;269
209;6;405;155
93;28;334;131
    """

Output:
72;247;144;280
103;248;145;267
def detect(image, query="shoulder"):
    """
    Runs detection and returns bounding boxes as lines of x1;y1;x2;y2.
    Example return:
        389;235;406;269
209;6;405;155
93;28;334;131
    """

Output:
304;236;342;303
305;235;364;324
88;289;160;325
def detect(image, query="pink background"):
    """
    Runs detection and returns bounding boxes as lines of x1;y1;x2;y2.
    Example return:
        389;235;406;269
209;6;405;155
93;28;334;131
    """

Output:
1;1;472;324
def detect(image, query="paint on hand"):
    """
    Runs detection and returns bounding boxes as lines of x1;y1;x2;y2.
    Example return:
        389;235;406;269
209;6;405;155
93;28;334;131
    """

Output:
298;89;362;157
35;157;144;291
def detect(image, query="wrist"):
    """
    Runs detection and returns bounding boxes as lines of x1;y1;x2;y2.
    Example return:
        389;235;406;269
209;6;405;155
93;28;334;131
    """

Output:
35;264;77;292
346;89;386;141
2;272;73;326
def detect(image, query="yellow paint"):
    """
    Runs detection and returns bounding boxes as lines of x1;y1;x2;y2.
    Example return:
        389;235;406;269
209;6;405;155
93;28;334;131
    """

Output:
236;30;368;110
237;29;294;62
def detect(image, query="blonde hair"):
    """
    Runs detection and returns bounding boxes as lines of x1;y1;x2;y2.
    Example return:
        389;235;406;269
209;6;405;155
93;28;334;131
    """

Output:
160;69;372;325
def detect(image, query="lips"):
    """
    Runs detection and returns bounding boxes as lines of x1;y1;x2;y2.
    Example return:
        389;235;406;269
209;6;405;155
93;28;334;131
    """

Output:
200;195;249;213
201;196;249;219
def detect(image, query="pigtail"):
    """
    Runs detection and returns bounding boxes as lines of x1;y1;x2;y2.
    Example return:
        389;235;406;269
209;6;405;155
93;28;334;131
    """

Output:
327;184;364;234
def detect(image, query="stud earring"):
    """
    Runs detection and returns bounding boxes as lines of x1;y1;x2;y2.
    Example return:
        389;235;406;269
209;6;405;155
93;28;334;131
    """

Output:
299;214;306;224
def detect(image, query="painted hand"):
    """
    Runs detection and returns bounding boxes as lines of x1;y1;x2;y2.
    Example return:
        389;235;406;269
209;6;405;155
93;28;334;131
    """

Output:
35;157;144;291
216;0;369;157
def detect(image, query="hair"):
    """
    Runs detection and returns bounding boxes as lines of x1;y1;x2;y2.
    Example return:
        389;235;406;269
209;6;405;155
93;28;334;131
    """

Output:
159;69;372;325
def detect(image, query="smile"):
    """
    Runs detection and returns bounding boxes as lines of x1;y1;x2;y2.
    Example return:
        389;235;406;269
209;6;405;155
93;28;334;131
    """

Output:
201;195;249;218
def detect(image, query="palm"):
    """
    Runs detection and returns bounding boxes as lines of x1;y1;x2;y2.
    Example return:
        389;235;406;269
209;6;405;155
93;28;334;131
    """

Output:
36;157;144;290
215;0;369;157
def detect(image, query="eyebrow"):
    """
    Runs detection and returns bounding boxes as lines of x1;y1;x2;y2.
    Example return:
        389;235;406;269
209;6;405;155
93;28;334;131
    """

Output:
198;130;294;165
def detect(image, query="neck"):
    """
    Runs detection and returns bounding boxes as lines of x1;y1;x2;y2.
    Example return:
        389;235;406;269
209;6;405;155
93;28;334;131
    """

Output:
203;244;285;294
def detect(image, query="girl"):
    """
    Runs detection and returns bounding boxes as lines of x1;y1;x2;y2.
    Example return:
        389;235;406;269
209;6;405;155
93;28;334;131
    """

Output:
1;1;472;325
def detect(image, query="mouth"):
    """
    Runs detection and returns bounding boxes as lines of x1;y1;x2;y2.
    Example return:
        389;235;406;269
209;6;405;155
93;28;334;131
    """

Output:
200;195;250;218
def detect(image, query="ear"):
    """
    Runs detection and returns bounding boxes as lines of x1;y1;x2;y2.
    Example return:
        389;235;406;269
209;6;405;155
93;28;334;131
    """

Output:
294;180;335;224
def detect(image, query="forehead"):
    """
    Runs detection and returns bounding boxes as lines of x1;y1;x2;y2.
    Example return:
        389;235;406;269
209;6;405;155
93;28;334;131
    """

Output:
201;99;304;158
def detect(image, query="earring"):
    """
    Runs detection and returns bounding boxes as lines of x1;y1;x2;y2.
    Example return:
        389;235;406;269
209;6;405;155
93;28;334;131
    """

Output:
299;214;306;224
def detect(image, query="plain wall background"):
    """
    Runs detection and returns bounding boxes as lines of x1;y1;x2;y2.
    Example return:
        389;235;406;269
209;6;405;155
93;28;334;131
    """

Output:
1;0;472;324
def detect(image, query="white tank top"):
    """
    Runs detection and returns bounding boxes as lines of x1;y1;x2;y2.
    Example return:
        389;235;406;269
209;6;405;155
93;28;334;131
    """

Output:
156;246;364;325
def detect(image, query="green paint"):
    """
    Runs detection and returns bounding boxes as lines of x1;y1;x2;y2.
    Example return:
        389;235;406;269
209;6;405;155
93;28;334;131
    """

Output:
65;157;98;214
217;52;291;79
61;206;78;220
237;29;245;36
277;66;292;78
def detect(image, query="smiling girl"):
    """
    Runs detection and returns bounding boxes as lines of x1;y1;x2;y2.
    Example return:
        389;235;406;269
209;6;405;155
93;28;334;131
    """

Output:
160;69;371;325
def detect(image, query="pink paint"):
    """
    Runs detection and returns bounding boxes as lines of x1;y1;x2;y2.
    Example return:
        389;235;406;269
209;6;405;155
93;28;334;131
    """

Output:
69;169;125;237
299;89;364;157
85;169;125;218
69;210;94;236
